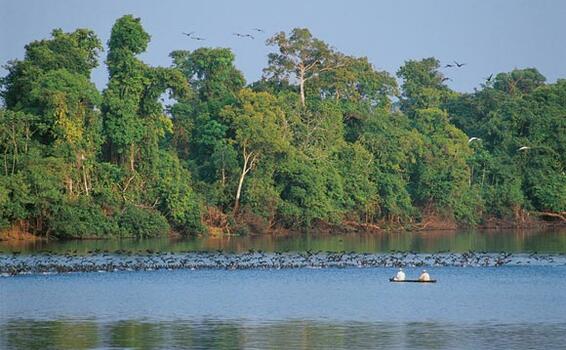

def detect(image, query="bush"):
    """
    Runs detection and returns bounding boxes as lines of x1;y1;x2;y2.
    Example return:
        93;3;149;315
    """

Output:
153;151;204;235
49;198;118;239
117;205;170;238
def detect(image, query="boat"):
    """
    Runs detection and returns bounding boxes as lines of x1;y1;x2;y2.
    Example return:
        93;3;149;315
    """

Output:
389;278;437;283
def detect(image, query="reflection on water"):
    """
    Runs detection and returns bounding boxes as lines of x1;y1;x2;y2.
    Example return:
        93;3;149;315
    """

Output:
2;267;566;349
2;228;566;349
2;227;566;254
2;319;566;350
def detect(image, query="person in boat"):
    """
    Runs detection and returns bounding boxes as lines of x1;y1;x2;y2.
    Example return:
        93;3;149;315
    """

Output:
393;268;406;281
419;269;431;281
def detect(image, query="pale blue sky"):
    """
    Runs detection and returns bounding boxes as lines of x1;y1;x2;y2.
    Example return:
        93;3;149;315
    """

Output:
1;0;566;92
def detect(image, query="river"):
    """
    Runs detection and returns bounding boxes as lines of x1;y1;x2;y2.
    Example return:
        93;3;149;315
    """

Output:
1;228;565;349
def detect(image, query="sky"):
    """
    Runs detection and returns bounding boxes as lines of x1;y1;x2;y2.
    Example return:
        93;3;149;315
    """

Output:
1;0;566;92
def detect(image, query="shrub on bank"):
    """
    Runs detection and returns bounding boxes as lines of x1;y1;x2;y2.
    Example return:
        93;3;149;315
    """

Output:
117;205;170;238
49;198;119;239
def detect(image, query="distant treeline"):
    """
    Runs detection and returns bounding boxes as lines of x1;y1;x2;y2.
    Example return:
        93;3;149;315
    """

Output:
1;15;564;238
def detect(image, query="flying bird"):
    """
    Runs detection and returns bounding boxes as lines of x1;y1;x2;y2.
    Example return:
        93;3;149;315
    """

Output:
233;33;254;39
518;146;531;151
444;63;454;68
252;28;264;33
442;77;452;82
453;61;466;67
182;32;195;37
190;36;206;41
468;137;481;143
485;74;494;82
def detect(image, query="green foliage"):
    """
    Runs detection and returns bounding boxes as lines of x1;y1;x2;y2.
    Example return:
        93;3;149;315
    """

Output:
334;143;378;219
447;69;565;217
49;198;118;239
170;48;244;103
396;57;454;112
117;205;170;238
1;28;102;112
1;20;564;239
276;154;344;227
0;173;31;229
169;47;243;201
220;88;291;156
493;68;546;95
107;15;150;56
153;150;204;234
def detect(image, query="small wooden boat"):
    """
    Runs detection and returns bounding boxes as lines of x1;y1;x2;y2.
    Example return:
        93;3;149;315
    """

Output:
389;278;437;283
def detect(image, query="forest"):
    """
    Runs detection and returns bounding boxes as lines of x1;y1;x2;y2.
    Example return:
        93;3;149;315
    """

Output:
0;15;564;239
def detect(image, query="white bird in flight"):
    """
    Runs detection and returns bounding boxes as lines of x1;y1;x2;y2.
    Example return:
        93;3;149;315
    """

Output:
518;146;531;151
468;137;481;143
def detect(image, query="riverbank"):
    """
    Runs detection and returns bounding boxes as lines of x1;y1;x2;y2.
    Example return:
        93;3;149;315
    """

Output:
1;212;565;243
0;224;42;242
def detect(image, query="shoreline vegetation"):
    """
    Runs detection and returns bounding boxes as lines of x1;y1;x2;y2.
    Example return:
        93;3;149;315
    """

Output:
1;15;565;242
1;214;563;242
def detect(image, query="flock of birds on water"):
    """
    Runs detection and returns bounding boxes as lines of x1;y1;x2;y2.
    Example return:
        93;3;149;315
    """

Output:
0;33;545;278
0;35;540;279
1;249;564;277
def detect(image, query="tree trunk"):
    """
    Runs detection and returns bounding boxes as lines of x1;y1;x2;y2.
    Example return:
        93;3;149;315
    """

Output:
233;155;249;216
11;124;18;175
233;147;256;216
299;66;306;107
233;172;245;215
83;165;89;196
129;143;135;172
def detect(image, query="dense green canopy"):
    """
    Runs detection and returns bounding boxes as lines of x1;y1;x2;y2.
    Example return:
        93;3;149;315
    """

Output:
1;16;564;238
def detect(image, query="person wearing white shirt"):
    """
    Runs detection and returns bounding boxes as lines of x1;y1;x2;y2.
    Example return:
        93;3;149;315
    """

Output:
393;268;406;281
419;270;431;281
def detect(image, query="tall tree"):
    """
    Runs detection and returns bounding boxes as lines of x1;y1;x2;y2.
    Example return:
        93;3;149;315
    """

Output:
220;89;291;214
397;58;479;222
103;15;189;172
1;28;103;196
396;57;453;113
102;15;151;171
264;28;341;107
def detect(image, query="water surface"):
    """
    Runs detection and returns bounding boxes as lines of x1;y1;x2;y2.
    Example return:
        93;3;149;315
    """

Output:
2;227;566;254
2;228;565;349
2;266;566;349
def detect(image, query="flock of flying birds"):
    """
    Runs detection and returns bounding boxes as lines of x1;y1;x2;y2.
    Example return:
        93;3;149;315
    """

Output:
443;60;494;84
182;30;515;148
468;137;532;152
182;27;264;41
182;29;496;86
